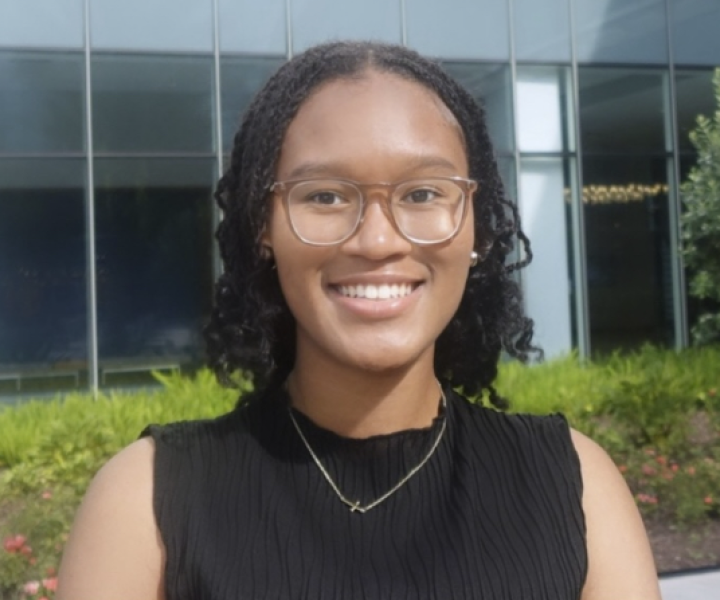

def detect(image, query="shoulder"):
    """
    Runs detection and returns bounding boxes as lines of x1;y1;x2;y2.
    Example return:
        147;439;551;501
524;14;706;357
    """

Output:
452;393;584;500
140;406;244;450
57;438;163;599
453;391;574;451
140;385;277;452
568;429;661;599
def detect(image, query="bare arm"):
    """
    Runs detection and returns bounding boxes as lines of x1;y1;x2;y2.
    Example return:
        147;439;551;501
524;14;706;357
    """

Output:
572;429;661;600
56;438;164;600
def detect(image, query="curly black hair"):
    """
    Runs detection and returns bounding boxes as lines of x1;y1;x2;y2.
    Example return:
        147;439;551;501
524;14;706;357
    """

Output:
205;40;537;409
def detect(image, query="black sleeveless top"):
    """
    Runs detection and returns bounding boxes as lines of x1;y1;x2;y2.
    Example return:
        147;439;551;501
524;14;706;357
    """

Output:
142;384;587;600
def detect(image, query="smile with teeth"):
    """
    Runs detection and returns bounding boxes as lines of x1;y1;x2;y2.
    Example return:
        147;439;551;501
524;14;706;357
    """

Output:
336;283;418;300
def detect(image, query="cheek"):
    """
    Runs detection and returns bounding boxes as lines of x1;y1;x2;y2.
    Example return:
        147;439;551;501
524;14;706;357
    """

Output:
272;242;330;325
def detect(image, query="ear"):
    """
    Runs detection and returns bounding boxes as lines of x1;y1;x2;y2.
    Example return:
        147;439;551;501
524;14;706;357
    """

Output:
259;241;273;261
258;224;273;259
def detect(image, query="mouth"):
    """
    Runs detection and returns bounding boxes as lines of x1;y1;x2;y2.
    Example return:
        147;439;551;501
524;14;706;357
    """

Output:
334;282;420;300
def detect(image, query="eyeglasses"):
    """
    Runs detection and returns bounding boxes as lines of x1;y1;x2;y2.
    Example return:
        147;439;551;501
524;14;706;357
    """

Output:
270;176;477;246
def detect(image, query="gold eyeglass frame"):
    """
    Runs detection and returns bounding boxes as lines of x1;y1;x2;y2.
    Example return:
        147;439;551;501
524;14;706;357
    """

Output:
269;176;478;247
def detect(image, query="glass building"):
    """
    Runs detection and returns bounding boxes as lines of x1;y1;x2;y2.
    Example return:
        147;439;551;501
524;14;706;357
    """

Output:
1;0;719;398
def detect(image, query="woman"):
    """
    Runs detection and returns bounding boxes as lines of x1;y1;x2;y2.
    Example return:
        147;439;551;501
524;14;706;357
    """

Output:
57;41;660;599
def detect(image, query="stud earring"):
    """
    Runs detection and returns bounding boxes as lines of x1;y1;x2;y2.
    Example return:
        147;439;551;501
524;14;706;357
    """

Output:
469;250;479;267
260;245;274;261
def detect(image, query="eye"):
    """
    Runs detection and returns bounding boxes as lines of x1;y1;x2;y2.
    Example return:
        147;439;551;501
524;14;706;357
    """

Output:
306;191;345;205
403;187;442;204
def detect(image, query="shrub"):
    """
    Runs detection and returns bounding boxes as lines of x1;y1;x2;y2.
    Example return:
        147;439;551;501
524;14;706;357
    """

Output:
0;369;248;598
0;348;718;595
681;67;720;345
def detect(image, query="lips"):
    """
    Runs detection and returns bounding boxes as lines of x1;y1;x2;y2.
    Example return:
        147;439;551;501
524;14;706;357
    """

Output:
336;283;416;300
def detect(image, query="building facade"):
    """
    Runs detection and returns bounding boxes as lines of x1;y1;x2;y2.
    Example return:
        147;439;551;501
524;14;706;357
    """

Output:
1;0;719;397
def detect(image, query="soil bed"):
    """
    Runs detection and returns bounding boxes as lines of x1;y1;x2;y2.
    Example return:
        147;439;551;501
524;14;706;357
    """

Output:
648;517;720;573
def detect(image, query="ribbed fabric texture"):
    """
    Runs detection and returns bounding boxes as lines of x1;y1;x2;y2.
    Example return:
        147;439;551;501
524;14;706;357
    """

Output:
141;383;587;600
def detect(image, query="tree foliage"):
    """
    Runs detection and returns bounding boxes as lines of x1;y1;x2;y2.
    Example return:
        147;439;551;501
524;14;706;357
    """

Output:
680;68;720;346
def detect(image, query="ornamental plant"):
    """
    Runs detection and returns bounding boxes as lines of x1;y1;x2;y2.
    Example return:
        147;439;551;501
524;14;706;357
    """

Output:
617;446;720;524
680;67;720;345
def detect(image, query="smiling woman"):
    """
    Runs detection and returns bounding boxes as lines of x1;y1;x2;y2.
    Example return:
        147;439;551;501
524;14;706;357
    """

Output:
56;41;661;600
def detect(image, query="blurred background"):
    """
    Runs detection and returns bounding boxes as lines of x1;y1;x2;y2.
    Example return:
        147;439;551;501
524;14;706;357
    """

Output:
0;0;719;398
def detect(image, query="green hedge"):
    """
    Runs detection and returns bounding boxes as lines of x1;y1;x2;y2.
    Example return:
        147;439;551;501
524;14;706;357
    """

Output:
1;346;718;597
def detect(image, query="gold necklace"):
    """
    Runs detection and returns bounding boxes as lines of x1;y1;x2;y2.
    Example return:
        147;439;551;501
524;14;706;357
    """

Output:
287;382;447;514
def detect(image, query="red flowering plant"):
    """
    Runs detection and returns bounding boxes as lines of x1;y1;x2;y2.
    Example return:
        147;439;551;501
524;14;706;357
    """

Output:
20;573;58;600
0;487;69;599
617;445;720;523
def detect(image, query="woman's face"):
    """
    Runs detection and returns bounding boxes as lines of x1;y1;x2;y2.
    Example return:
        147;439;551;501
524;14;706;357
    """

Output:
264;70;475;373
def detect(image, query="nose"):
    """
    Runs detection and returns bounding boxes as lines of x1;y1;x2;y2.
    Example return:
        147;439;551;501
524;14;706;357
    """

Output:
342;192;413;259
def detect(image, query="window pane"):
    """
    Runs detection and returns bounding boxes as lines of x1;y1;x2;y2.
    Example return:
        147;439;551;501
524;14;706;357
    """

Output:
675;69;715;154
579;66;675;352
575;0;668;65
219;0;286;54
516;66;571;153
291;0;401;53
0;159;87;395
406;0;509;60
497;157;516;201
0;51;84;153
513;0;570;62
221;56;284;154
443;63;514;154
519;158;573;358
578;68;667;153
94;159;214;386
92;54;214;154
0;0;83;49
672;0;720;66
90;0;213;52
582;157;674;353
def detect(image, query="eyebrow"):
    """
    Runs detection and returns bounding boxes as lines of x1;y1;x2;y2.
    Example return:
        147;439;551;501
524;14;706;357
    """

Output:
285;156;462;180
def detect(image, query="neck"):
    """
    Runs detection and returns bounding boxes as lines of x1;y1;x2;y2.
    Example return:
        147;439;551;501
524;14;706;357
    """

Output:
287;352;442;439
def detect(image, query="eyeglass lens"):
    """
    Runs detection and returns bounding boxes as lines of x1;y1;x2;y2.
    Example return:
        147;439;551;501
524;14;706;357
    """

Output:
285;179;466;245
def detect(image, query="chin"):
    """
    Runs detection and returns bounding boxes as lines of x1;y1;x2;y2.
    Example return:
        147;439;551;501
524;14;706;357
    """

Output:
335;341;432;375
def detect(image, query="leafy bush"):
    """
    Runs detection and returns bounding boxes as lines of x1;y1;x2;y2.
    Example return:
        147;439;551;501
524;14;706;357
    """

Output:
0;369;248;598
681;67;720;345
496;345;720;524
0;348;718;596
617;447;720;524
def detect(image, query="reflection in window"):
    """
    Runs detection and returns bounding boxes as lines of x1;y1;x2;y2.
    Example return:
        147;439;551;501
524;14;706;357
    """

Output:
675;69;716;154
516;66;575;358
579;67;675;353
291;0;401;53
442;63;514;154
219;0;287;54
513;0;570;62
221;56;285;153
406;0;509;60
671;0;720;66
92;54;214;154
94;159;214;386
582;158;674;354
90;0;213;52
519;158;573;357
0;51;84;153
0;159;87;394
579;68;667;153
0;0;83;49
575;0;668;65
516;66;572;153
496;157;516;201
